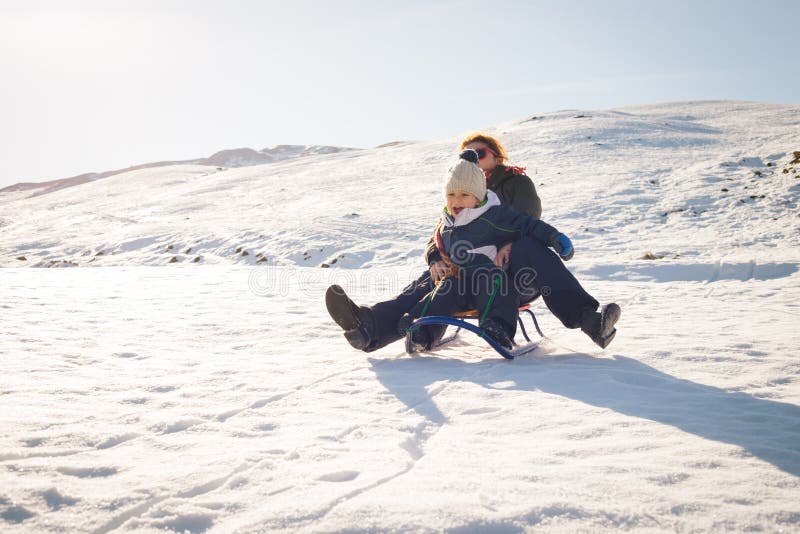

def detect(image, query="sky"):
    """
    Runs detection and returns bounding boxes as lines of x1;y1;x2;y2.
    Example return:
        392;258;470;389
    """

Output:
0;0;798;188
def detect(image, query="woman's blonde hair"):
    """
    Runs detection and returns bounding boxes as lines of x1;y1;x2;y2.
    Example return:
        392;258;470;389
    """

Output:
459;133;508;165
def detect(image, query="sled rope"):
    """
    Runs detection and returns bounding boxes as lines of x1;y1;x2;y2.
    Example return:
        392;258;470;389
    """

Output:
407;279;445;333
479;271;503;326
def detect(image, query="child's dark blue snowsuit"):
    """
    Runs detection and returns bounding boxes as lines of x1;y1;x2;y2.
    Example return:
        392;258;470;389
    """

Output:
403;192;575;342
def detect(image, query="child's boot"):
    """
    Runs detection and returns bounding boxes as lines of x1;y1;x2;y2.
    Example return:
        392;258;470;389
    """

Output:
580;303;621;348
398;313;433;352
480;318;514;350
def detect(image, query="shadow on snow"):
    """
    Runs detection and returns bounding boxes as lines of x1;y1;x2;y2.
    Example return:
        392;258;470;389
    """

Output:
368;352;800;477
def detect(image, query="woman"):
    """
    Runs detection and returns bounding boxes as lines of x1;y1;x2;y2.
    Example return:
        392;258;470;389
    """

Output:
326;133;620;351
400;148;575;352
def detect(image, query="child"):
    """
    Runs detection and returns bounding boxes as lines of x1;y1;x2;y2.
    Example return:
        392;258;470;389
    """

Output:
398;149;620;351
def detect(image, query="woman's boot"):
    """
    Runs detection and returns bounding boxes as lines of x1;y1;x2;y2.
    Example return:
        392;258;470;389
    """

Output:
580;303;621;348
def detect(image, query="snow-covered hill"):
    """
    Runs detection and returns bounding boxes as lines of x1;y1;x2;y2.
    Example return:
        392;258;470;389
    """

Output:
1;101;799;533
1;101;798;272
0;144;353;199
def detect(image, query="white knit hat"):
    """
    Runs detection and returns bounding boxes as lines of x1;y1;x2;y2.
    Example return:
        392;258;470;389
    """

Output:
444;150;486;201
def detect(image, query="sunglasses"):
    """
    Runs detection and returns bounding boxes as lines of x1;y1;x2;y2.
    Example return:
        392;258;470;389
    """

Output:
474;147;498;160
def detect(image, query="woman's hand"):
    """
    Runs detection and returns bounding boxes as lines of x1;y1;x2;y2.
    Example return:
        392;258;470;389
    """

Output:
429;261;449;283
494;243;512;267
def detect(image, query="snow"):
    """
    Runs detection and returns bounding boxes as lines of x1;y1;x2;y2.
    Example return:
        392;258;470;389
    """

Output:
1;100;800;532
0;144;354;198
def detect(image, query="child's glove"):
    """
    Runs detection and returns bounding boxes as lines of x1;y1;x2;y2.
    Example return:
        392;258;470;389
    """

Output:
551;233;574;261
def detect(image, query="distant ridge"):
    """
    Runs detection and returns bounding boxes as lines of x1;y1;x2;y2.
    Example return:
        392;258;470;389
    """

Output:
0;144;355;197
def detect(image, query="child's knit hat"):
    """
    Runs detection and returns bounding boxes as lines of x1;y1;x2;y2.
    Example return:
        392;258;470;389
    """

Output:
444;149;486;201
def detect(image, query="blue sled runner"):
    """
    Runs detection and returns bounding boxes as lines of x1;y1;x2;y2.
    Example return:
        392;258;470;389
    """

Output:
404;304;544;360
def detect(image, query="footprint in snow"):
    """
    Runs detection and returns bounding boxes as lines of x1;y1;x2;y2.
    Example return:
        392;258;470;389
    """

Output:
113;352;147;360
148;385;177;393
120;397;149;405
648;473;690;486
56;466;118;478
1;505;35;524
227;476;248;489
317;470;360;482
95;433;140;449
216;408;244;422
566;428;607;440
152;419;203;434
40;488;79;510
150;513;214;534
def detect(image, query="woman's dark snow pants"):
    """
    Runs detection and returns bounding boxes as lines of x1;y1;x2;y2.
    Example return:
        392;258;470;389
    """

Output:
363;236;598;351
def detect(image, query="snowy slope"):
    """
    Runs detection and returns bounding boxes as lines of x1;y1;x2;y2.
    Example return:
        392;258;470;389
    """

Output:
0;144;353;199
1;101;799;533
1;101;798;271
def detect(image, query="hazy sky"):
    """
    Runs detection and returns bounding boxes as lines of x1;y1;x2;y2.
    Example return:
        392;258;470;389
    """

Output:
1;0;798;188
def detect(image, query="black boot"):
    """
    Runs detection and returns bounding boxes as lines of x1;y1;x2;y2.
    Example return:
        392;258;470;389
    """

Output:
481;318;514;350
325;285;376;351
580;303;621;348
398;313;433;353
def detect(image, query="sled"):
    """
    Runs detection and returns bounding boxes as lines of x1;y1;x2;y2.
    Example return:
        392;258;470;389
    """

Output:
404;303;544;360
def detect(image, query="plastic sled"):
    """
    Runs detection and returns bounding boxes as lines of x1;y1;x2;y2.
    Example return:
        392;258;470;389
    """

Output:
404;303;544;360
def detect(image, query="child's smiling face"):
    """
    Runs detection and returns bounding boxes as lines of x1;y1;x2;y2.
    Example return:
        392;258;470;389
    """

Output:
446;190;481;216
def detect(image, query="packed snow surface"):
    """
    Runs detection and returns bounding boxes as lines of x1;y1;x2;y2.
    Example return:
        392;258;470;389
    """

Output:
1;101;799;532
